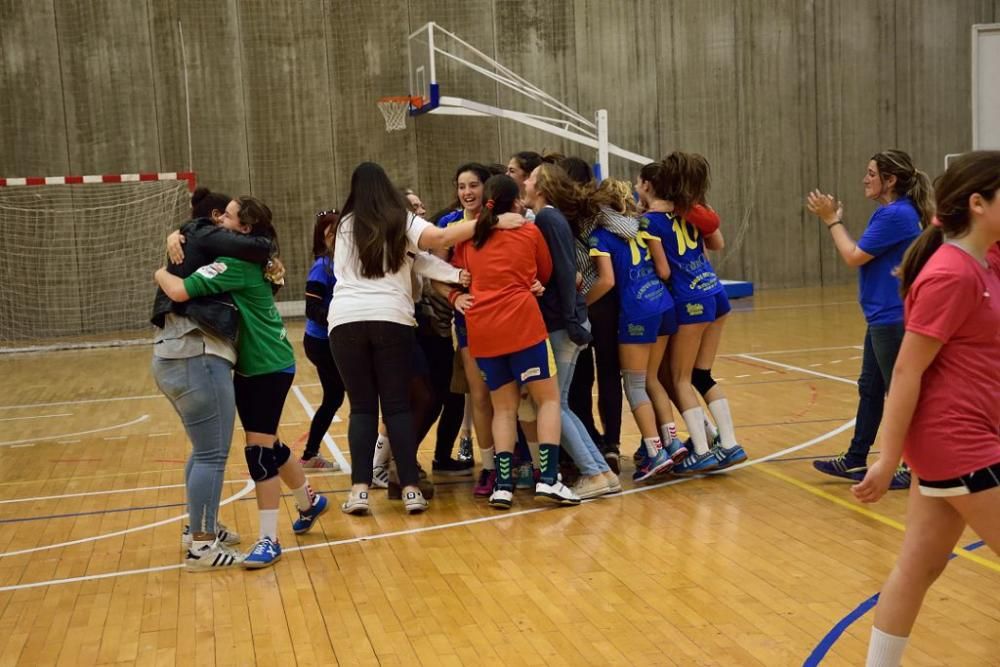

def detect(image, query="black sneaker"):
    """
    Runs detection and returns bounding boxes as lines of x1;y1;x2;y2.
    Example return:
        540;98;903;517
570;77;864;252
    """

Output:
432;457;474;476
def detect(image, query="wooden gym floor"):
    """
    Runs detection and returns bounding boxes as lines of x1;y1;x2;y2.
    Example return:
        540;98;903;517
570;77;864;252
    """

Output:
0;285;997;667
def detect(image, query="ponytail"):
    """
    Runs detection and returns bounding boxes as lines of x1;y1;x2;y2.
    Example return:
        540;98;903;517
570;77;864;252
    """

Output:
907;169;934;229
473;174;520;249
897;225;943;297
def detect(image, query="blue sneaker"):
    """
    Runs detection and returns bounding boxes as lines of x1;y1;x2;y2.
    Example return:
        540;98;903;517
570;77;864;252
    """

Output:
664;438;689;464
673;449;720;476
633;446;674;483
292;494;329;534
713;444;748;469
813;454;867;481
243;536;281;569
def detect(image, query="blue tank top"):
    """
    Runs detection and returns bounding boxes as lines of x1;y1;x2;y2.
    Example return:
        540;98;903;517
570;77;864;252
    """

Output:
641;211;722;302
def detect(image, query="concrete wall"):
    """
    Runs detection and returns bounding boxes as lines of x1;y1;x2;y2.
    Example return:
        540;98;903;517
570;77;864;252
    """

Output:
2;0;996;296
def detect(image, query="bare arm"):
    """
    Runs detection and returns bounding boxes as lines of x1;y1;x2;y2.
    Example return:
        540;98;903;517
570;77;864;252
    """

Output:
703;229;724;252
646;237;672;281
806;190;874;268
585;254;615;306
154;268;191;303
416;214;524;251
852;331;943;503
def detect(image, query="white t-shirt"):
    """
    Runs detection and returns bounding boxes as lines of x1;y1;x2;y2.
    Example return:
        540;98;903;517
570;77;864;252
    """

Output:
328;212;434;330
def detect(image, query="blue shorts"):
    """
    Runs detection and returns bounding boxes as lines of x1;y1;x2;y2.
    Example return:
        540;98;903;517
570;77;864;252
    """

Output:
619;310;676;344
454;312;468;349
676;291;732;325
475;339;556;391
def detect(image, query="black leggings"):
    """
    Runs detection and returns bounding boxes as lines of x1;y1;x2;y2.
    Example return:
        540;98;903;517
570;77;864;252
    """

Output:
233;370;295;435
414;332;464;461
302;334;346;459
589;289;623;446
330;320;420;487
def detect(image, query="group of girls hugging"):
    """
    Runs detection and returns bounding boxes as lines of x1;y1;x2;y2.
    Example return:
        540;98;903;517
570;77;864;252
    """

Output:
150;149;746;571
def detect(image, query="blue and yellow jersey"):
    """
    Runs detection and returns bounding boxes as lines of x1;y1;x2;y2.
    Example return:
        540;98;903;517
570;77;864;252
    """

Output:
588;227;672;321
641;211;722;302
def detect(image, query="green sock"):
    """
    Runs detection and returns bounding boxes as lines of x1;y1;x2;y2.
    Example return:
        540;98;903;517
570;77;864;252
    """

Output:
538;444;559;485
495;452;514;491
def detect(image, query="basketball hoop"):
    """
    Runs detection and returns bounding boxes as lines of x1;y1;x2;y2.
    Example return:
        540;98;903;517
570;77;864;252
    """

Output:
377;96;420;132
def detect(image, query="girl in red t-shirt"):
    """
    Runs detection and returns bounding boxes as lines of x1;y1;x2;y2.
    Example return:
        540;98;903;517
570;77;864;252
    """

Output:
450;175;580;509
853;151;1000;666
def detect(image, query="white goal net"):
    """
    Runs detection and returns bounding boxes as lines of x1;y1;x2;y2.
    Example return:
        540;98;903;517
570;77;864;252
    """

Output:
0;179;191;352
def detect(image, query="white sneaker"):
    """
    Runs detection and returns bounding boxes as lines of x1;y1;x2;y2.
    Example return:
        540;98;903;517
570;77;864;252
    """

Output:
184;539;244;571
300;455;340;471
488;488;513;510
572;474;611;500
535;480;581;505
181;522;240;549
603;471;623;494
371;464;389;489
403;490;428;514
341;491;370;515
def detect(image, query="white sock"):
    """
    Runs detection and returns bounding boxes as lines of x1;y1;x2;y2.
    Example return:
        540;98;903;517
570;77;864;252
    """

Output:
866;627;908;667
659;422;678;443
291;482;315;512
704;418;719;442
682;407;710;455
643;437;662;457
527;441;540;468
258;509;279;542
373;434;391;467
481;447;496;470
707;399;736;448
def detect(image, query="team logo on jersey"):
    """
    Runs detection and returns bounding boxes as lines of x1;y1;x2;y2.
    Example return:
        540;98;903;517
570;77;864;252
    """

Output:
627;323;646;337
196;262;228;279
520;366;542;382
685;302;705;316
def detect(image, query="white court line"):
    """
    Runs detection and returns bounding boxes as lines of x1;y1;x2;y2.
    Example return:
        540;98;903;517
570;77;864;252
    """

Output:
737;355;857;387
0;395;161;411
0;418;855;591
291;386;351;473
0;479;244;505
0;415;150;448
718;345;860;358
0;413;71;422
0;479;254;559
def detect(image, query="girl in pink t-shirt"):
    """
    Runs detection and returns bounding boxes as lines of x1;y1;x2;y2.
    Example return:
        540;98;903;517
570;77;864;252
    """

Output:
853;151;1000;667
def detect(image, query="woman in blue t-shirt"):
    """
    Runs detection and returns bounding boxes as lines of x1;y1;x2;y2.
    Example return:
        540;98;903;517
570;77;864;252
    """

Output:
301;210;345;470
806;149;932;488
638;153;746;475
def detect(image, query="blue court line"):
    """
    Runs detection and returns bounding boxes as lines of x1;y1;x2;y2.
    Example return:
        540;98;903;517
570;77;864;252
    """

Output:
0;480;472;525
803;540;987;666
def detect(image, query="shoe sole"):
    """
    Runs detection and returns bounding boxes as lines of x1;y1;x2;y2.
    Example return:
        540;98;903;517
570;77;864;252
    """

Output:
406;504;428;514
293;500;330;535
243;553;281;569
673;463;720;476
668;448;689;464
341;505;369;515
534;493;581;506
575;487;611;500
488;499;512;510
634;457;674;483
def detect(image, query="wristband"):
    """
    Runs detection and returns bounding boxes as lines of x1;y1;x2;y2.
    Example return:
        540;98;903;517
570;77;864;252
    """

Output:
826;221;844;230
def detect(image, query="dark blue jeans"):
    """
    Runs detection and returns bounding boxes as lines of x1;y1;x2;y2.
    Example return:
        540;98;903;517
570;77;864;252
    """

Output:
844;323;905;467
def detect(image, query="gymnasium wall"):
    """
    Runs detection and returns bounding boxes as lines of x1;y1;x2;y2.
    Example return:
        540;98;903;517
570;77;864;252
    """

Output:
2;0;997;298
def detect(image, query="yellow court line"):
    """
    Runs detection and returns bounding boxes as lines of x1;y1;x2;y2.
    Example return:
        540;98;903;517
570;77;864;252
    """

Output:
759;466;1000;575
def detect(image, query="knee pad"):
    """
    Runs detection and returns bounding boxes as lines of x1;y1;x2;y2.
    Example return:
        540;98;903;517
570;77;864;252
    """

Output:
273;440;291;468
692;367;717;397
245;445;279;482
621;370;650;410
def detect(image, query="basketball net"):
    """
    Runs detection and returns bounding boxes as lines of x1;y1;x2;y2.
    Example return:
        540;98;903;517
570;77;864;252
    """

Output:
377;97;414;132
